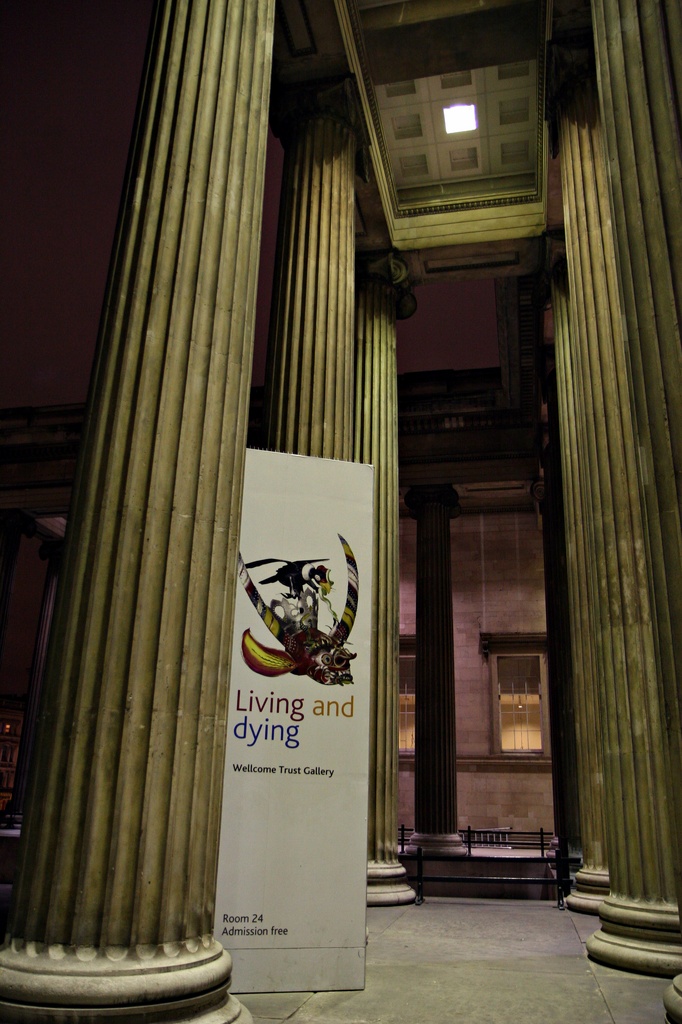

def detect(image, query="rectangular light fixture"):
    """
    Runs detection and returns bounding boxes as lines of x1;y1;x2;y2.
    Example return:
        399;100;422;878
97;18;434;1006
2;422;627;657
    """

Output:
443;103;477;133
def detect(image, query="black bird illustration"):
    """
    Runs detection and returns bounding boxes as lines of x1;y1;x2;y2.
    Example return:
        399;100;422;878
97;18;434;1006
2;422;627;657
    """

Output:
244;557;330;598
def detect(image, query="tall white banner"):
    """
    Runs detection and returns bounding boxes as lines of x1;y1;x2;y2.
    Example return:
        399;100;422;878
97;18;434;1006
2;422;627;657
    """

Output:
216;449;373;993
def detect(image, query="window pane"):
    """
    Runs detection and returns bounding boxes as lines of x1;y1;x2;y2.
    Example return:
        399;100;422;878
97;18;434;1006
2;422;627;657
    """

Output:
399;652;415;750
399;693;415;750
497;654;542;751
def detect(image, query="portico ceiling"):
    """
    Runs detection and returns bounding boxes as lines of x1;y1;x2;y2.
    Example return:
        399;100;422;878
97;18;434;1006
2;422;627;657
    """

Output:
273;0;553;495
275;0;551;250
340;0;549;247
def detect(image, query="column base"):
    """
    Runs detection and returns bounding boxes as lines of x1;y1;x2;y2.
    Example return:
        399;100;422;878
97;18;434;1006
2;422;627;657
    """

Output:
406;832;467;857
664;974;682;1023
586;896;682;977
367;861;415;906
0;937;251;1024
566;867;609;916
0;992;250;1024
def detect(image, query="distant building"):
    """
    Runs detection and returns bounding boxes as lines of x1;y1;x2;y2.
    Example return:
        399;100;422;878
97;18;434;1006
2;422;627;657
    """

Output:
0;698;24;809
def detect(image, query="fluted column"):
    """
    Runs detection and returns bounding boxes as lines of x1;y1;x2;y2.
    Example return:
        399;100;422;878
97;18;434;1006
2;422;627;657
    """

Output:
263;78;361;459
404;485;465;855
0;512;35;672
8;539;63;824
586;0;682;1013
355;254;415;906
0;1;275;1021
551;44;681;974
551;265;610;914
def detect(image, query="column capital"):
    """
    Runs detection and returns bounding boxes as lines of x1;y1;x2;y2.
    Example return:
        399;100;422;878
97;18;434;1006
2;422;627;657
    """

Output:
38;538;64;564
271;75;369;177
546;30;596;156
531;477;546;514
0;510;36;540
531;231;566;313
404;484;461;519
356;251;417;320
551;254;569;282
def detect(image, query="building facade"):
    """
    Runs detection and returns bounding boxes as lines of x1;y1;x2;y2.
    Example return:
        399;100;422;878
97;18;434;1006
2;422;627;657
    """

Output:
0;0;681;1021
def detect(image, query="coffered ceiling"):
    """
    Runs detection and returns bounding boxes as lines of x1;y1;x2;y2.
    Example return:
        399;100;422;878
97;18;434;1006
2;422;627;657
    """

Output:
273;0;553;495
335;0;550;247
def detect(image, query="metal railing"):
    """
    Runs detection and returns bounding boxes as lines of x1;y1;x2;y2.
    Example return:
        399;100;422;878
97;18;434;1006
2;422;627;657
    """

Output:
399;825;554;856
401;843;572;909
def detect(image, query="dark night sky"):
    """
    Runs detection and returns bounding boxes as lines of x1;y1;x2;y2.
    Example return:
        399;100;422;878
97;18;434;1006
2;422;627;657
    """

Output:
0;1;156;407
0;2;497;695
0;0;497;412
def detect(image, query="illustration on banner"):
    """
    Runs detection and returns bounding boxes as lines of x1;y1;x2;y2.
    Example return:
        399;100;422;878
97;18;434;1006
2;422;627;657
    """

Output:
237;534;359;687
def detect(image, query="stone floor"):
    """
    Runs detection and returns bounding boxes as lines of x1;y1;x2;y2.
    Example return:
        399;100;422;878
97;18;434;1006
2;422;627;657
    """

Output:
235;898;672;1024
0;888;671;1022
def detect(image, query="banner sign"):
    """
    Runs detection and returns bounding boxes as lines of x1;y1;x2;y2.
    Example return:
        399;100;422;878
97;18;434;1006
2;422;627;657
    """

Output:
216;449;374;993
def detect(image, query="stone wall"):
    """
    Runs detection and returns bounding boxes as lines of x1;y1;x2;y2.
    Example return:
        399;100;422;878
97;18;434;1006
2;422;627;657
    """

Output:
399;509;554;834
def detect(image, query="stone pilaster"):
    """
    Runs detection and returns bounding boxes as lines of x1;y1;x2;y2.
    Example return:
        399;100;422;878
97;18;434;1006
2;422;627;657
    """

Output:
8;539;63;824
585;0;682;1012
404;485;465;855
551;264;610;914
355;254;415;906
0;512;35;672
553;50;681;973
263;78;362;460
0;1;275;1020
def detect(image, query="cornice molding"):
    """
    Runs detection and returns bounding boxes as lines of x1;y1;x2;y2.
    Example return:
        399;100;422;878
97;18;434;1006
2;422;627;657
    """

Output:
480;631;547;657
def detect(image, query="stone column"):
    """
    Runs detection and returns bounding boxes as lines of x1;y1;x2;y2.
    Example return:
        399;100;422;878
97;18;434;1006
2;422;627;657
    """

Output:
587;0;682;1013
8;539;63;824
404;485;465;855
355;254;415;905
0;1;275;1021
0;512;35;671
263;77;362;460
550;40;681;973
539;366;581;860
551;264;610;914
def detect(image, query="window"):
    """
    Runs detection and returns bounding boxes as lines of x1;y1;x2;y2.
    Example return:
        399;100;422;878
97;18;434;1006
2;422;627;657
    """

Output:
441;71;472;90
497;62;530;81
399;635;416;751
498;96;529;126
385;80;417;98
449;146;479;172
498;655;542;751
481;633;550;755
400;154;429;178
500;140;530;165
392;114;423;141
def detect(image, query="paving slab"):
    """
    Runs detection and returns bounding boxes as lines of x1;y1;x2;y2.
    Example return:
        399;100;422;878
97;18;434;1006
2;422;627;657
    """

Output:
235;897;671;1024
283;962;612;1024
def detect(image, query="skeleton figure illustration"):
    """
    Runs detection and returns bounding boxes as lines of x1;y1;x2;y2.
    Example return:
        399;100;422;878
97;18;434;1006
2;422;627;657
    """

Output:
238;535;359;686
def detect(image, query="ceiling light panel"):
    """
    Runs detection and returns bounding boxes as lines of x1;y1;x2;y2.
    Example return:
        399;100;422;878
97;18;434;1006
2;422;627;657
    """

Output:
500;139;530;165
428;67;485;101
488;88;534;132
376;61;539;191
449;146;479;173
484;61;537;93
399;153;430;179
488;133;534;174
443;103;477;134
497;61;531;82
381;77;430;108
385;80;417;98
498;96;530;126
437;137;489;180
392;113;423;140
